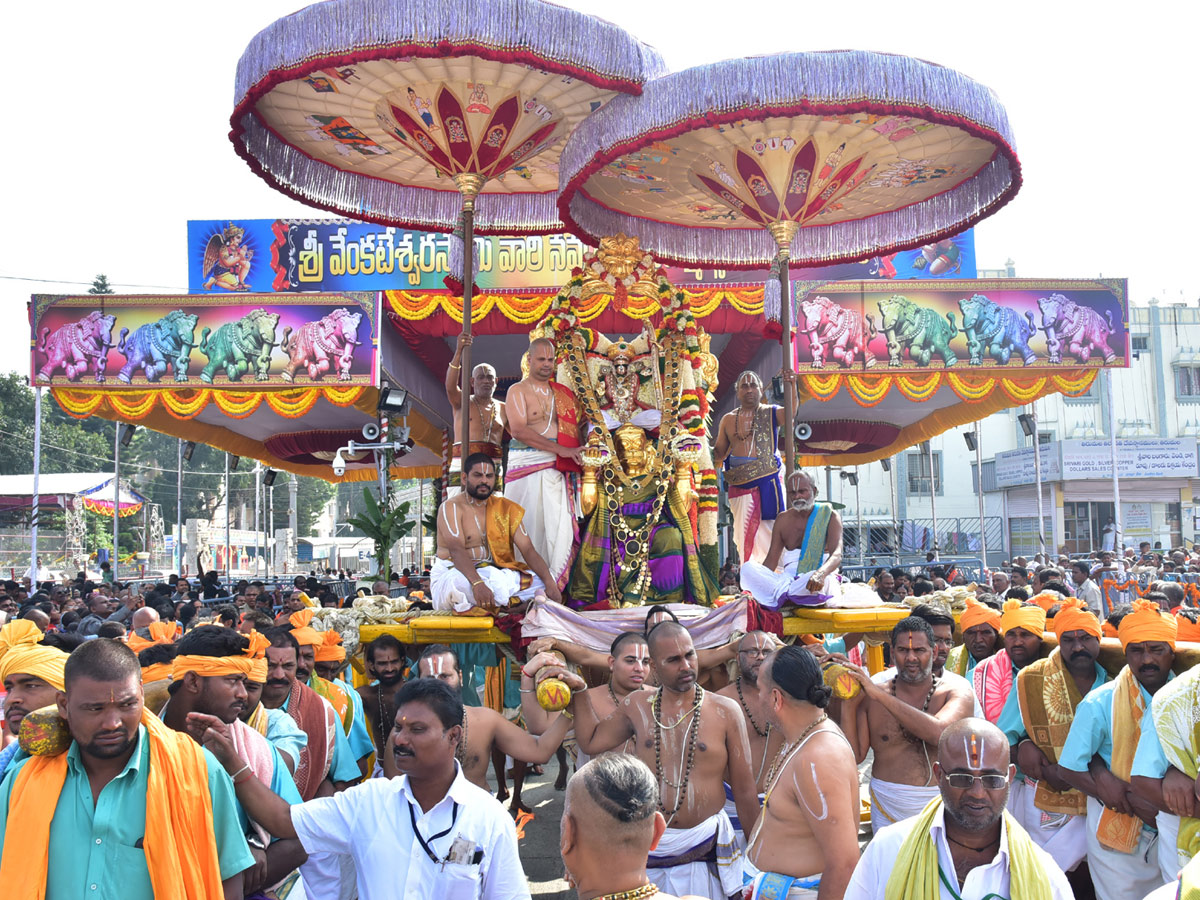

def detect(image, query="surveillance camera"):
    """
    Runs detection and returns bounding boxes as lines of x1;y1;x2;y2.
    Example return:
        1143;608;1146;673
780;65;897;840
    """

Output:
332;451;347;477
361;422;381;441
795;422;812;441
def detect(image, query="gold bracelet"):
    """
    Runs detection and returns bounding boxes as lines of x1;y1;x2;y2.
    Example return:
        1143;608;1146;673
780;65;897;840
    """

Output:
449;363;462;370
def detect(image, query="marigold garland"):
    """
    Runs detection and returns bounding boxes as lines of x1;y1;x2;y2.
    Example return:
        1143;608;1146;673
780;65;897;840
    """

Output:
51;386;367;421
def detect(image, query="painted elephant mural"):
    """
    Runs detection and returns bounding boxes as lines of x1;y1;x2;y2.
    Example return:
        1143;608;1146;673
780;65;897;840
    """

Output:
280;308;362;383
199;309;281;383
36;311;117;383
800;295;876;368
877;294;958;367
1038;293;1116;364
117;310;200;383
958;294;1037;366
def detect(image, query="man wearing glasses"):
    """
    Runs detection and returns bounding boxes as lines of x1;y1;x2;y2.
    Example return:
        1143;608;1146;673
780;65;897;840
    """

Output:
845;718;1072;899
717;631;782;845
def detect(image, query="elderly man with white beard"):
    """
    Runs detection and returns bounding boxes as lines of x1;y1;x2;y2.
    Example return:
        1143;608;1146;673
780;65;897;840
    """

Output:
739;470;844;609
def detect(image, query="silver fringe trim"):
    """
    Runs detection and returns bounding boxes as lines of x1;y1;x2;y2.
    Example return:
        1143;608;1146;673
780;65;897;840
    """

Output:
558;50;1019;266
238;113;562;233
234;0;666;106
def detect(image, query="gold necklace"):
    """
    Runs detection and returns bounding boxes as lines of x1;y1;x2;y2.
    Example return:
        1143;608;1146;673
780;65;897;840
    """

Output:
734;407;757;441
592;885;658;900
472;396;497;438
762;714;829;797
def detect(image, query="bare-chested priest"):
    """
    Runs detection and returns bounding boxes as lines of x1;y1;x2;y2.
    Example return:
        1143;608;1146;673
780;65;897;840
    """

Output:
556;620;759;900
445;333;507;497
714;370;798;564
740;470;844;608
505;337;583;590
743;645;862;900
716;630;784;844
431;452;562;612
834;615;976;832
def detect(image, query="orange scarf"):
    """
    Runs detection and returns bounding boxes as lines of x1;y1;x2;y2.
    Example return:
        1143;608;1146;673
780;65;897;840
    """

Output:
0;710;223;900
1097;666;1145;853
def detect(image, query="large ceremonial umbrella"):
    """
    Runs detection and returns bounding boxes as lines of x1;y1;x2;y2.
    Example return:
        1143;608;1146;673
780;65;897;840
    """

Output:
557;50;1022;478
230;0;665;453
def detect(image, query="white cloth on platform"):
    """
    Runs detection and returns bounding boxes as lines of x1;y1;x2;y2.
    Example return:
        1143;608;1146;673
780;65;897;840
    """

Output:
430;557;543;613
647;810;743;900
1006;776;1088;872
1083;795;1165;900
868;778;940;833
521;597;749;651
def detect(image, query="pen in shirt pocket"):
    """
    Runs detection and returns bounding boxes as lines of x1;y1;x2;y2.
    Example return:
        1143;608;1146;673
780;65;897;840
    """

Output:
472;849;484;864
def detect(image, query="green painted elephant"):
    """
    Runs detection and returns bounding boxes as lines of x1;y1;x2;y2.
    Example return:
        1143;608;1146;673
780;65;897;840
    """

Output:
877;294;958;367
199;309;280;383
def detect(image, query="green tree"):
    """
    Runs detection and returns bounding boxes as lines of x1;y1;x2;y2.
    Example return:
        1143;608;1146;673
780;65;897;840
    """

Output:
346;488;414;581
88;274;114;295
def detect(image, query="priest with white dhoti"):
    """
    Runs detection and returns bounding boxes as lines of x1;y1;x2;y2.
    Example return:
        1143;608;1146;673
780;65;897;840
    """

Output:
505;338;583;591
432;452;562;612
739;470;844;610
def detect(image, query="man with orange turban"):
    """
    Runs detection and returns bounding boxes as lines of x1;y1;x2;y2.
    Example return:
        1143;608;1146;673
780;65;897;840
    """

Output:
997;597;1107;874
0;635;254;899
160;625;306;897
1130;608;1200;884
286;611;373;776
972;600;1046;724
947;597;1002;678
0;620;69;778
1056;599;1175;898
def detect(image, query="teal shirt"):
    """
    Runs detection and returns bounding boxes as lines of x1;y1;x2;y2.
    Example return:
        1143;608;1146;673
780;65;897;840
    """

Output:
0;725;253;900
265;706;309;770
1060;671;1174;771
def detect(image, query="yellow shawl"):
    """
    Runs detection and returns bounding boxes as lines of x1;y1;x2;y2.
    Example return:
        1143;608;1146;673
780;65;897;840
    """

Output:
485;495;528;572
1149;665;1200;861
0;710;223;900
1016;648;1088;816
311;674;352;733
884;797;1052;900
1096;666;1145;853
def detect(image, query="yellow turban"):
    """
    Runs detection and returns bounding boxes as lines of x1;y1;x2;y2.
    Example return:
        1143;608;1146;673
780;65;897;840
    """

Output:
0;621;66;691
314;630;345;663
172;655;255;679
244;630;270;683
141;663;174;683
127;621;178;654
288;610;321;647
1052;597;1103;639
1119;598;1178;649
1001;600;1046;637
1030;591;1063;612
961;598;1002;633
1176;612;1200;643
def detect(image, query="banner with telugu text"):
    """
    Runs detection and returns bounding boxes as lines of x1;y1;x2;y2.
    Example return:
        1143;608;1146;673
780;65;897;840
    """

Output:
186;218;977;294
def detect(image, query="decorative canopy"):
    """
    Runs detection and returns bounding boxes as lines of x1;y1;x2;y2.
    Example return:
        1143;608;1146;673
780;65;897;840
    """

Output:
231;0;665;234
558;50;1021;267
0;473;148;517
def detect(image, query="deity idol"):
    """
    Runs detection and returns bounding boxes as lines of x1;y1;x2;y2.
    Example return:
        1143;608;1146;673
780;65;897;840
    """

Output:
570;423;718;608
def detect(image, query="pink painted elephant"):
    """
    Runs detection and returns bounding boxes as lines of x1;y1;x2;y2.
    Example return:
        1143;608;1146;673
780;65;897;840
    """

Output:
800;295;876;368
36;311;117;383
280;308;363;382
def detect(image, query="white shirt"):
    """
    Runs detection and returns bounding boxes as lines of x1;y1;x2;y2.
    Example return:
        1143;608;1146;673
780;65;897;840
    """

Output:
1073;578;1103;615
843;804;1073;900
291;761;529;900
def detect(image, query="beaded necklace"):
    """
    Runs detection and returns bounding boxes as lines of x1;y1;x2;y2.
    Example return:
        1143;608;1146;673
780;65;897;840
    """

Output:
653;684;703;825
889;675;939;744
735;676;770;738
456;709;469;763
472;396;498;440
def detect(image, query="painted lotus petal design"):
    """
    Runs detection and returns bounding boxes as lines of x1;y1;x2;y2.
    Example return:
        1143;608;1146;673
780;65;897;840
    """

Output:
230;0;665;234
559;50;1021;267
